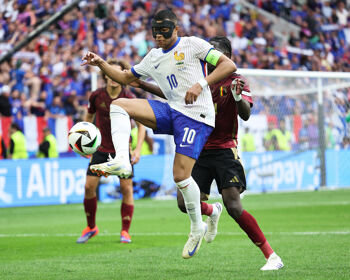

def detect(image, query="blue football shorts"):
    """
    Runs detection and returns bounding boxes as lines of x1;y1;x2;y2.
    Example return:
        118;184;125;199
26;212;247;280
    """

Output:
148;100;213;160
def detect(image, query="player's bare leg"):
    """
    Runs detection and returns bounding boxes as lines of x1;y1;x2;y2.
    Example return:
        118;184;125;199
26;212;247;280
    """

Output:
222;187;284;270
119;178;134;243
77;175;100;243
174;154;206;259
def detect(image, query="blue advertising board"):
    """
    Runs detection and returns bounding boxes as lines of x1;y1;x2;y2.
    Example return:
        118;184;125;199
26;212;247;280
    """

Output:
242;150;350;192
0;150;349;207
0;155;176;208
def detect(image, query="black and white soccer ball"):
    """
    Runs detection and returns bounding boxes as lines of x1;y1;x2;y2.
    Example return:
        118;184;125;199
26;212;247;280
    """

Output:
68;122;101;156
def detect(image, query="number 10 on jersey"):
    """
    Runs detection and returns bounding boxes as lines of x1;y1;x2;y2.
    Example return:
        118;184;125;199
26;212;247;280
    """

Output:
167;74;178;90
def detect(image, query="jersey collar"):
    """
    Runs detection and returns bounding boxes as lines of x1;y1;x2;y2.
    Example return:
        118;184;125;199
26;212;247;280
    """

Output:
162;37;181;54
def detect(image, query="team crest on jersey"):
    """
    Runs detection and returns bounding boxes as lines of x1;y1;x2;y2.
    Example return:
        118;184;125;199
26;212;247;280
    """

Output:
174;51;185;66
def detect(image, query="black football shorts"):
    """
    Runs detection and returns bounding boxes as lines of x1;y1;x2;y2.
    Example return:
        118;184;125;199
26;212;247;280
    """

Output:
192;148;246;195
86;150;134;179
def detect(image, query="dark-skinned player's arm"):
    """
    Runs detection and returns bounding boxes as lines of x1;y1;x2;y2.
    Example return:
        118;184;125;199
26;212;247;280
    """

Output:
129;79;166;99
82;52;137;85
231;78;251;121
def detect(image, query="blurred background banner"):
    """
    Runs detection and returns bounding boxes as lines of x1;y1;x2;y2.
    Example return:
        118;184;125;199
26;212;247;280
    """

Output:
243;150;350;192
1;150;349;208
0;155;175;208
0;116;73;154
0;158;87;207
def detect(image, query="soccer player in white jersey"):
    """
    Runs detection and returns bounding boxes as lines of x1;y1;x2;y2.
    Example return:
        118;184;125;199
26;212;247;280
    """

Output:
81;9;237;259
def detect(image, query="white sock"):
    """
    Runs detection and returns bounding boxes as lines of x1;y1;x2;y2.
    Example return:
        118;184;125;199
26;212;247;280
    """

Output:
210;203;219;217
176;177;203;234
110;104;130;159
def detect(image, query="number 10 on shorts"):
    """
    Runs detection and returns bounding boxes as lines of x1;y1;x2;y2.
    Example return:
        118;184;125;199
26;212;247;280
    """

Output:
182;127;196;145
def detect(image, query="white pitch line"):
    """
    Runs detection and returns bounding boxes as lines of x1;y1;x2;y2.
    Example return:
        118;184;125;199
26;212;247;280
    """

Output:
0;231;349;238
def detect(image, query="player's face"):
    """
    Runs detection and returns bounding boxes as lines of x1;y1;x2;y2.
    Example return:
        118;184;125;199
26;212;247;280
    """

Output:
154;26;178;50
106;65;122;88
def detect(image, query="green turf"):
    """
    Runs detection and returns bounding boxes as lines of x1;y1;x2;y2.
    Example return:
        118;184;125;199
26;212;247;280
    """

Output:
1;189;350;280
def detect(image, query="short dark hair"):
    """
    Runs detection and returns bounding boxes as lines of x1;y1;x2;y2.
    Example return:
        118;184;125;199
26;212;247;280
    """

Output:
11;122;22;132
209;36;232;57
153;9;178;25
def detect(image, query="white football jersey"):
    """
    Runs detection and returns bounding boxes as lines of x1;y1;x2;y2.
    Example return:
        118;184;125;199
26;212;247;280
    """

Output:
131;36;216;127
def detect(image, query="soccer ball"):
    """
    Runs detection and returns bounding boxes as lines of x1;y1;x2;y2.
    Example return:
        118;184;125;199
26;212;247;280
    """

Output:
68;122;101;156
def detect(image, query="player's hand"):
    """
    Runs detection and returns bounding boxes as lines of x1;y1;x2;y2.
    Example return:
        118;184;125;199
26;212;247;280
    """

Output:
231;78;245;102
131;149;141;165
185;83;202;104
81;51;103;67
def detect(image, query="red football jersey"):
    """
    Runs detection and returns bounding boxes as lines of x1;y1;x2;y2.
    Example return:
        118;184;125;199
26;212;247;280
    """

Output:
88;87;136;153
204;73;253;149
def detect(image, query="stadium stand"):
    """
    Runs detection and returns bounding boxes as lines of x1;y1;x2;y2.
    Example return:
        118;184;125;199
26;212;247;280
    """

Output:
0;0;349;155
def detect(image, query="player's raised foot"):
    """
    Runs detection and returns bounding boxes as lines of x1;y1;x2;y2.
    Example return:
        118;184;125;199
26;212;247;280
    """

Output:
90;155;131;178
76;226;99;244
260;252;284;271
182;223;207;259
120;230;132;243
204;202;223;243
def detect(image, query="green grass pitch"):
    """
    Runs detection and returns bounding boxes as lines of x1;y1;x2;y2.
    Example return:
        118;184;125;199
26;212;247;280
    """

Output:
1;189;350;280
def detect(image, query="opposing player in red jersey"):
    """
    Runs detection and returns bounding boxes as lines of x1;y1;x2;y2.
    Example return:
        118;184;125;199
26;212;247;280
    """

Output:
135;36;284;270
178;36;284;270
76;58;146;244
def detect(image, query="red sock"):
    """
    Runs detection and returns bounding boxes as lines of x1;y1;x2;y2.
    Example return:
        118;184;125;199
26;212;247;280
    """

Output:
200;201;213;216
84;197;97;229
237;210;274;258
121;203;134;232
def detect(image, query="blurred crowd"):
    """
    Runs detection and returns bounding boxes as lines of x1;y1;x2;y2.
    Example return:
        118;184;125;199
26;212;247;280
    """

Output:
0;0;350;157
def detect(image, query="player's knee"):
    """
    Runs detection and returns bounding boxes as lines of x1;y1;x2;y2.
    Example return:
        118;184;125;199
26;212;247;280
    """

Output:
84;183;96;198
120;181;133;196
112;98;128;110
173;169;189;183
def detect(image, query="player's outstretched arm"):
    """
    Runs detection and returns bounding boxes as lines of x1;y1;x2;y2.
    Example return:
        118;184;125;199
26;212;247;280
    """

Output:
206;54;237;86
82;51;137;85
